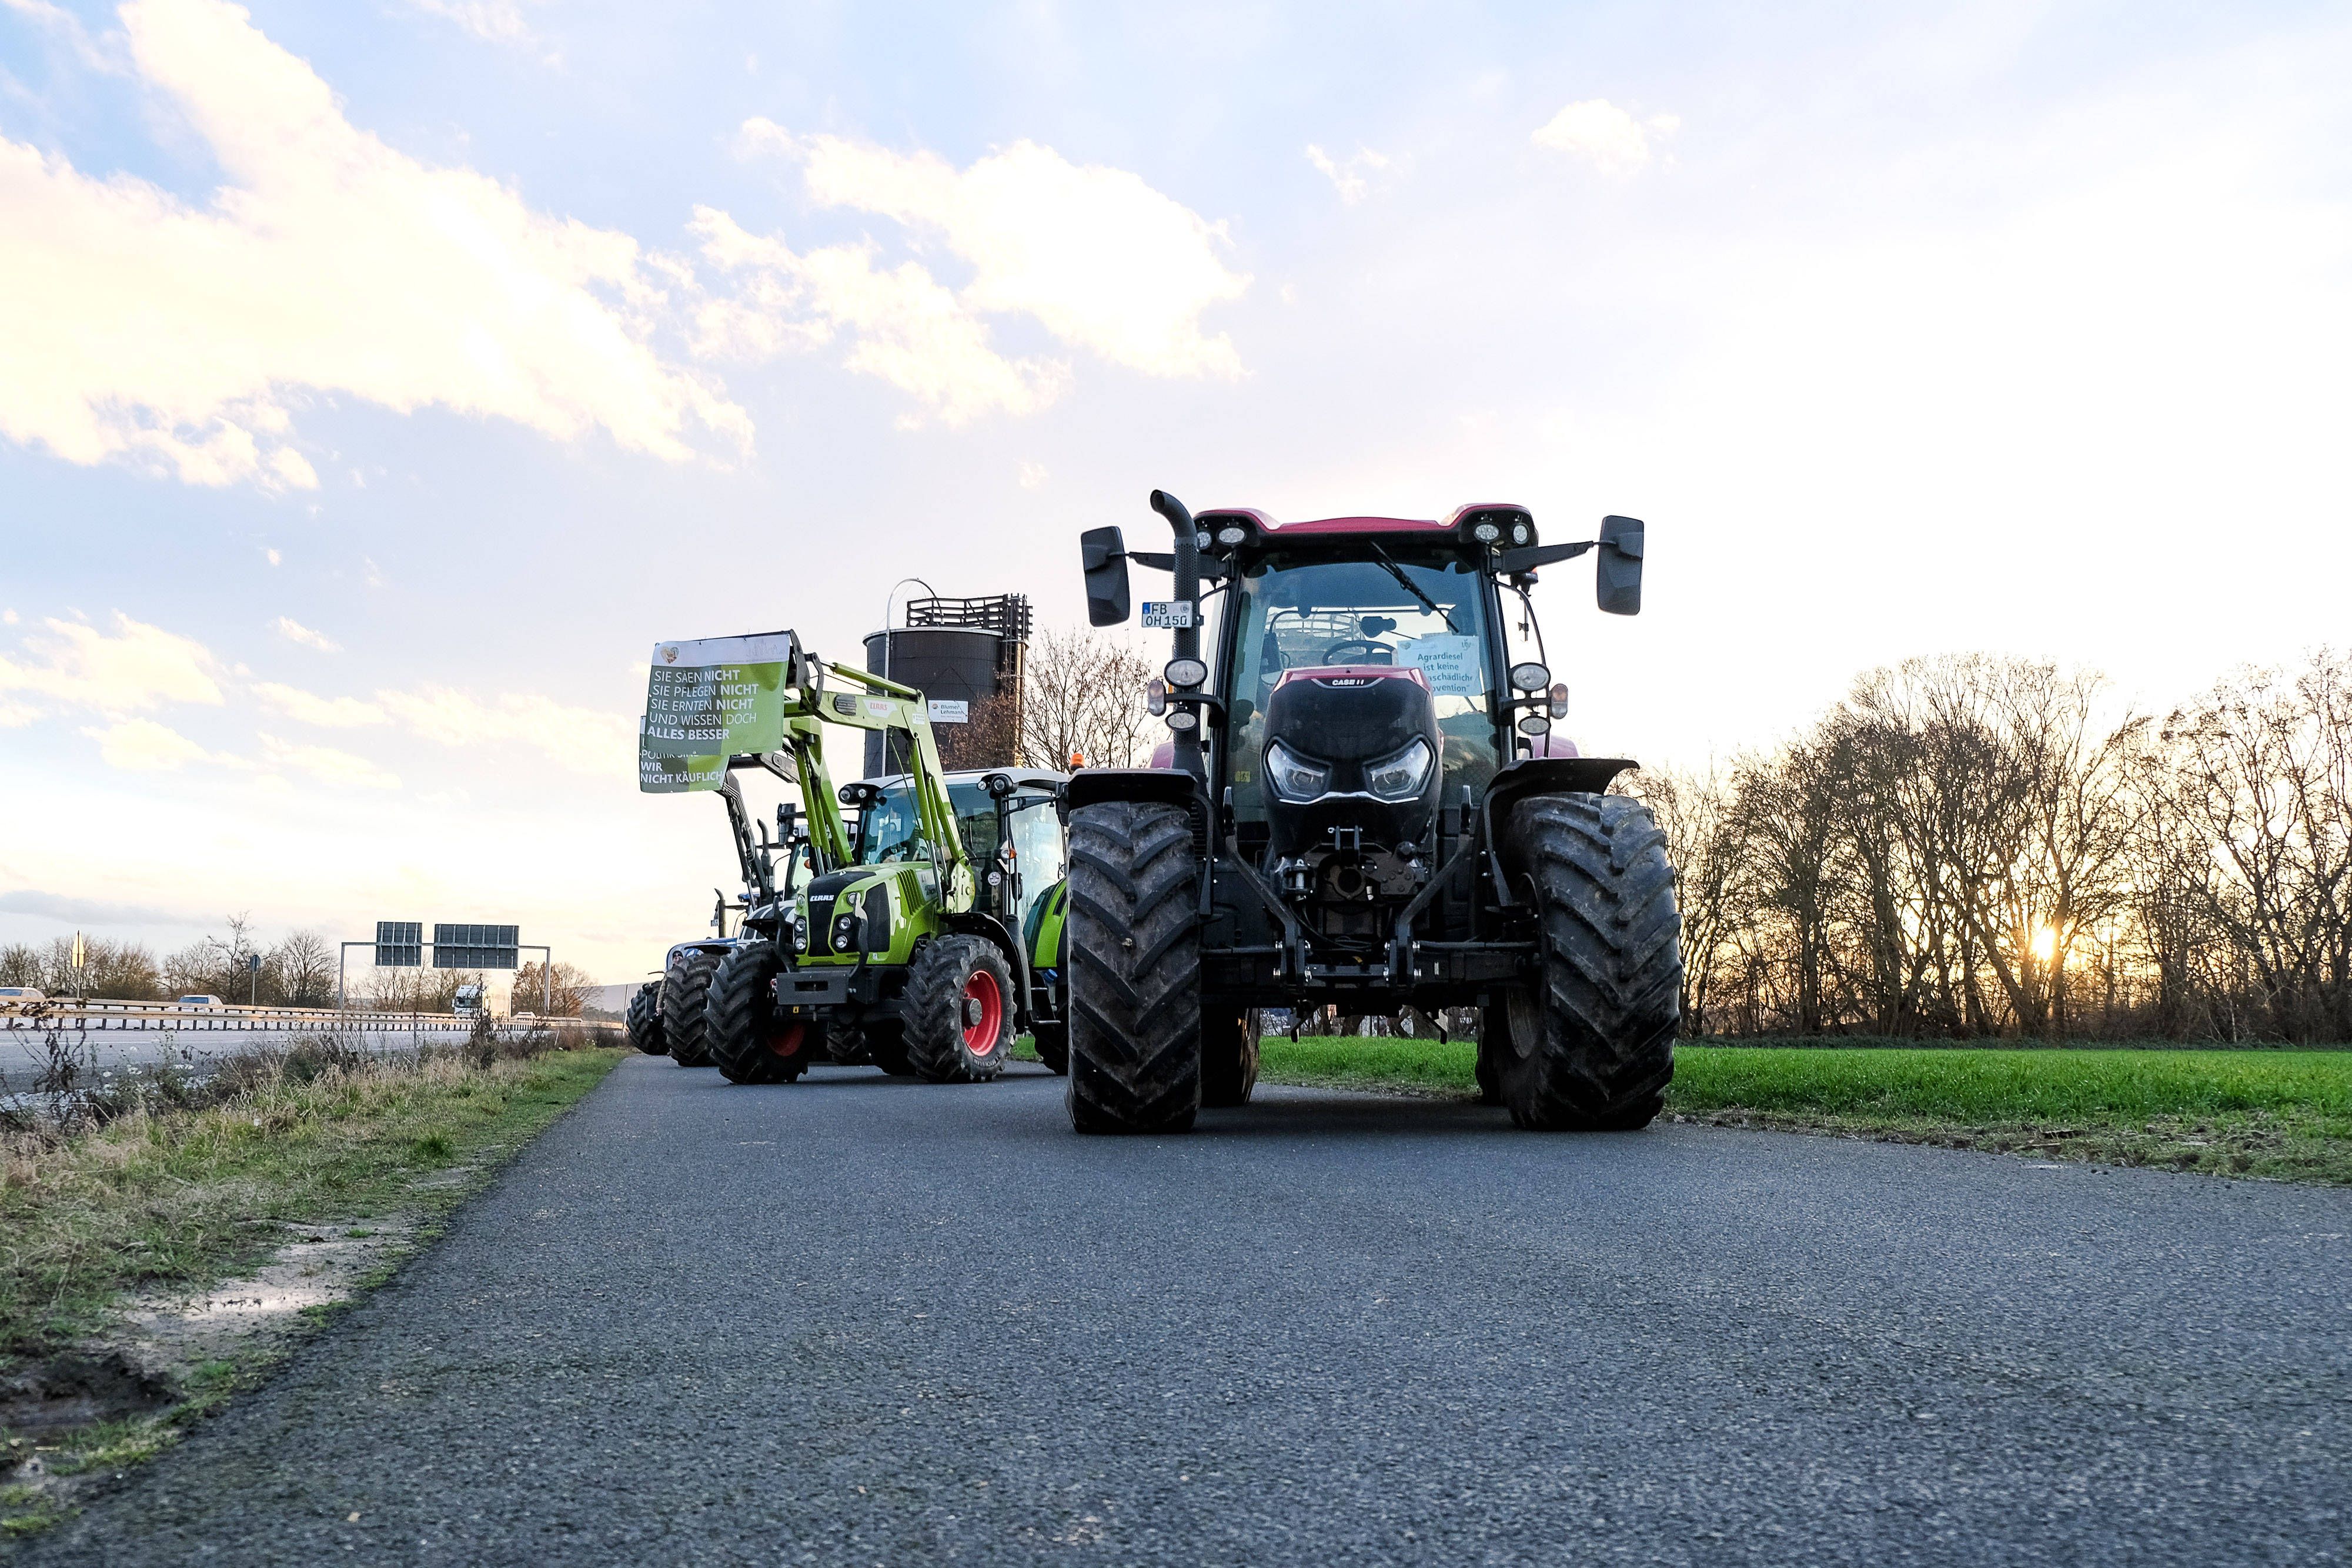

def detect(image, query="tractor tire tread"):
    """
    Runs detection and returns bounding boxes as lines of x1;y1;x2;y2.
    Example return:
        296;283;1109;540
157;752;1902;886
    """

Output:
1500;793;1681;1130
1065;801;1202;1134
901;934;1014;1083
706;941;810;1085
661;949;721;1067
624;981;667;1055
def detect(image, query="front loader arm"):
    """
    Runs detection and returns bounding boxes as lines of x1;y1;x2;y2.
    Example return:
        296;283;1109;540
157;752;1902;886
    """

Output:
714;773;773;902
807;660;974;905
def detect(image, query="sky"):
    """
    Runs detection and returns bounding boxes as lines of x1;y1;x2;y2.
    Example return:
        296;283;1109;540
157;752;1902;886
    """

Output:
2;0;2348;988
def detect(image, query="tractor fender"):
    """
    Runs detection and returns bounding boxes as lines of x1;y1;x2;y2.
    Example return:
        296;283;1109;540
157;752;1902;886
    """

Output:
939;910;1031;1027
1482;756;1638;894
1063;767;1204;815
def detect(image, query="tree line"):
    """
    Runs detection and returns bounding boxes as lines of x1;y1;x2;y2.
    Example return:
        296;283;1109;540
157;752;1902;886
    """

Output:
0;915;597;1015
1638;650;2351;1044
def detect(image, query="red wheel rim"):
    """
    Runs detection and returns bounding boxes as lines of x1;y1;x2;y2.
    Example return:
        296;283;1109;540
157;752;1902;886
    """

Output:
766;1021;806;1059
960;968;1003;1055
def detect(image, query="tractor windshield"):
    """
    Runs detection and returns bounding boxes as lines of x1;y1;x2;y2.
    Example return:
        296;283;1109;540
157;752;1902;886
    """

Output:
1222;552;1504;823
855;780;996;867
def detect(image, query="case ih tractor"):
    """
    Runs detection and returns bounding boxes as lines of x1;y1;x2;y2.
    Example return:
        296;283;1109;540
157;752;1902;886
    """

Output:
632;633;1071;1086
1064;492;1679;1134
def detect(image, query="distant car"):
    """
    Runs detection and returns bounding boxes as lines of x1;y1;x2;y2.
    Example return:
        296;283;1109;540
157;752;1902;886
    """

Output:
0;987;44;1001
176;994;225;1007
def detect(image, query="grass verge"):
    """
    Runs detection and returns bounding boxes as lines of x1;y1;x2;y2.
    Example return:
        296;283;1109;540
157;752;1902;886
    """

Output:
2;1041;624;1535
1256;1037;2352;1183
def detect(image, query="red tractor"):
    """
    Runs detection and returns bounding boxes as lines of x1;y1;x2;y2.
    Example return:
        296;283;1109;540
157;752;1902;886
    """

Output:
1063;493;1679;1134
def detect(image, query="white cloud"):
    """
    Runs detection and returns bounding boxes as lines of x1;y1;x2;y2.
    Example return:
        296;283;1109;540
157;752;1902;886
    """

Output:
258;734;399;789
82;717;222;771
701;123;1248;422
1018;461;1048;489
0;0;749;489
264;547;282;566
407;0;544;44
1531;99;1679;177
270;616;339;653
691;210;1066;426
375;684;630;773
252;681;385;727
0;613;223;715
1305;143;1391;205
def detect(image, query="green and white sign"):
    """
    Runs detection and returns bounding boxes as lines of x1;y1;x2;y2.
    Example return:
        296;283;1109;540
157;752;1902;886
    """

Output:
639;630;801;792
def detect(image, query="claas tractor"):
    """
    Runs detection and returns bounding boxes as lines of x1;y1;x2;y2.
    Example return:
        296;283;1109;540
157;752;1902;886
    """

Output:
1063;492;1679;1134
633;630;1070;1085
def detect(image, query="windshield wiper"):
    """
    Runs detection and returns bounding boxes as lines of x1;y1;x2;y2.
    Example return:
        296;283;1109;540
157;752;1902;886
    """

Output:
1368;544;1459;631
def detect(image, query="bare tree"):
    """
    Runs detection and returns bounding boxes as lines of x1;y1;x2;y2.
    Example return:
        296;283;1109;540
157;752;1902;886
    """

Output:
270;930;337;1008
508;959;595;1017
1019;627;1155;770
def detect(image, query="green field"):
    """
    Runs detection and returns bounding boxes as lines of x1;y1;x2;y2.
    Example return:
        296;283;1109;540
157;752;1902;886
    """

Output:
1255;1037;2352;1183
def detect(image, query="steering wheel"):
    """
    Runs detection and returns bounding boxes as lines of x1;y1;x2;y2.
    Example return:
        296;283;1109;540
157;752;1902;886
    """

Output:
1321;639;1391;664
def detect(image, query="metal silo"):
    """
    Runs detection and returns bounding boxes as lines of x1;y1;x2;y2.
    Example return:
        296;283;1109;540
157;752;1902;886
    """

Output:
861;594;1032;776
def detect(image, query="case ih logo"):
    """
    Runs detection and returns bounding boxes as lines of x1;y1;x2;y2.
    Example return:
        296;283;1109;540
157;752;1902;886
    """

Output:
1319;676;1375;687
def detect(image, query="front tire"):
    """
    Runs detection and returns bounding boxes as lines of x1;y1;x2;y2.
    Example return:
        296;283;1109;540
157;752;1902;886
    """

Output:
1201;1008;1258;1108
902;935;1014;1082
1498;794;1681;1130
1065;801;1201;1134
662;948;721;1068
625;981;667;1055
706;941;818;1085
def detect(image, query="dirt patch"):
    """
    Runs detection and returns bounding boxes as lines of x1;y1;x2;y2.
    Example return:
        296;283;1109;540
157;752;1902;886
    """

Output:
0;1352;175;1441
107;1221;418;1378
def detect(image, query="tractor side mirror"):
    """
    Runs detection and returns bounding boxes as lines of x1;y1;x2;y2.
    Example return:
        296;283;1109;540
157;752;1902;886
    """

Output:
1081;527;1132;626
1596;515;1644;616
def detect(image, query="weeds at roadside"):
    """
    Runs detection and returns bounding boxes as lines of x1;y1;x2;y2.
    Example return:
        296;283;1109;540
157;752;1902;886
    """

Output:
0;1032;623;1536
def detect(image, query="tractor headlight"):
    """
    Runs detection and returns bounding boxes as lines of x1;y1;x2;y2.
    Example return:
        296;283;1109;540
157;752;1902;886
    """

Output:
1512;521;1531;545
1364;737;1435;801
1264;740;1332;803
831;910;863;953
1509;661;1550;693
1165;656;1208;689
1165;708;1198;732
1473;521;1501;543
1216;525;1247;547
781;912;805;955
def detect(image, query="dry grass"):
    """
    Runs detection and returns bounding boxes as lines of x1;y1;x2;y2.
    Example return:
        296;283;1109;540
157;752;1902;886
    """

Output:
1;1040;622;1361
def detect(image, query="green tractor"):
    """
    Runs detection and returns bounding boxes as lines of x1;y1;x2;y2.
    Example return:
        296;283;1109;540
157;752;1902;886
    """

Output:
1063;492;1679;1134
634;630;1070;1085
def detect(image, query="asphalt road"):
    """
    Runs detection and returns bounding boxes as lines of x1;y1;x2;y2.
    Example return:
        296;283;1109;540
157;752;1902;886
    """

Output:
20;1057;2351;1566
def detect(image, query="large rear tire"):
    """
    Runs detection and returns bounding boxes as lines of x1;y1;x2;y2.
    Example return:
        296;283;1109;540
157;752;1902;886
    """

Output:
1200;1008;1259;1108
661;948;721;1068
839;1019;914;1076
706;941;819;1085
1498;794;1681;1130
902;935;1014;1082
1065;800;1201;1134
625;981;666;1056
1030;1021;1069;1075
